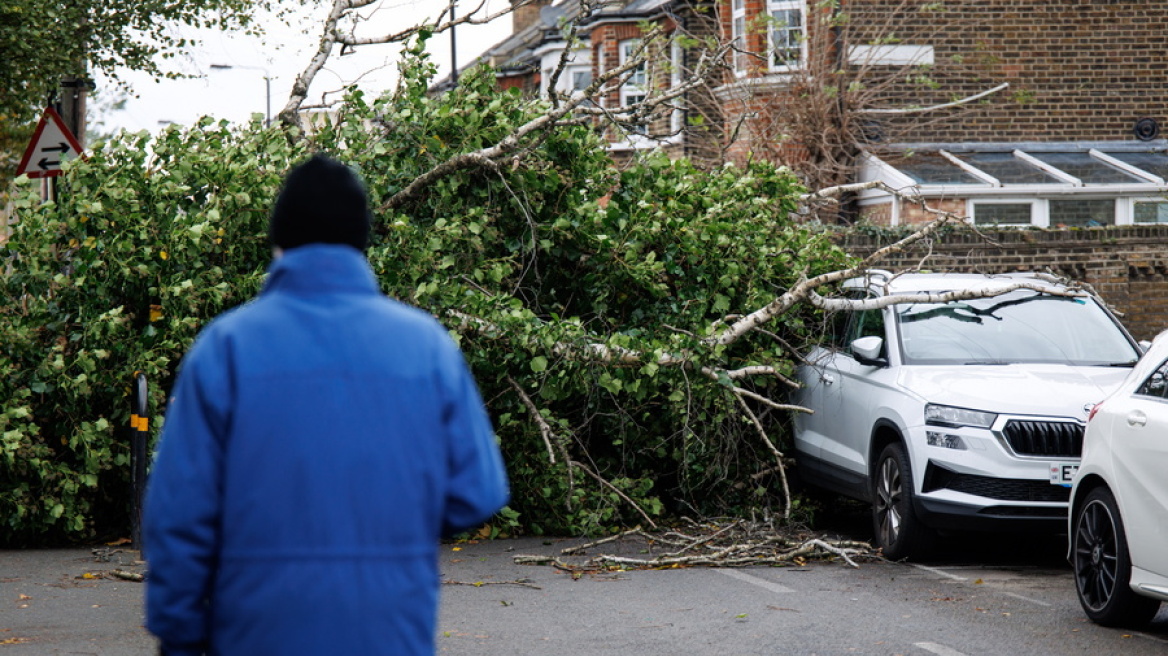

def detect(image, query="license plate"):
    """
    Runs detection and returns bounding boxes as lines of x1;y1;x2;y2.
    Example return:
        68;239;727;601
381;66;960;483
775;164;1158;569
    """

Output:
1049;463;1079;486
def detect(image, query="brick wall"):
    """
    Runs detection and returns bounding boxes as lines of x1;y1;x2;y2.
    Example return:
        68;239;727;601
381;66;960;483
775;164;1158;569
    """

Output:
839;226;1168;341
847;0;1168;143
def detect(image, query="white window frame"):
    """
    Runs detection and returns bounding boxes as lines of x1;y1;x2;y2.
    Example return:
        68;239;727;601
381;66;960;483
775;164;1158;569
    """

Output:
1047;197;1118;228
619;39;647;90
670;39;683;135
619;39;648;135
1130;197;1168;225
732;0;748;76
970;197;1145;227
971;199;1039;227
767;0;805;71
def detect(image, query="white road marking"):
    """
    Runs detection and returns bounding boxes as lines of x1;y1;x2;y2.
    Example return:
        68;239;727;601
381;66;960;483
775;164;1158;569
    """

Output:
1133;631;1168;645
908;563;968;581
998;591;1051;607
915;642;971;656
715;568;794;593
909;564;1053;607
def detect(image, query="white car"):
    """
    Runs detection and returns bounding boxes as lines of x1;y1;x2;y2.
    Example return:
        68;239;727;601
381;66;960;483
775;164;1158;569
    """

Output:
1070;332;1168;627
793;271;1142;560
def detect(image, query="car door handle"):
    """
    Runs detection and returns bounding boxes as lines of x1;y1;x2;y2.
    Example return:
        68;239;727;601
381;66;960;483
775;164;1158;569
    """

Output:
1127;411;1147;427
821;374;836;385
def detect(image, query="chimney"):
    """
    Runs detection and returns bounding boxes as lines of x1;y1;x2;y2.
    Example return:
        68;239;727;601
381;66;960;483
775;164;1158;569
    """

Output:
511;0;552;34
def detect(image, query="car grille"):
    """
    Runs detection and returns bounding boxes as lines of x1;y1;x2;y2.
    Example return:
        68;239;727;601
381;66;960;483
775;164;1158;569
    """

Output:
1000;419;1083;458
922;462;1071;503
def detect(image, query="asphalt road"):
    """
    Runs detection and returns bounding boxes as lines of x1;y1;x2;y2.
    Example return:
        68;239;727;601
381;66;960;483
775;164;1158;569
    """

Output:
3;530;1166;655
436;532;1168;656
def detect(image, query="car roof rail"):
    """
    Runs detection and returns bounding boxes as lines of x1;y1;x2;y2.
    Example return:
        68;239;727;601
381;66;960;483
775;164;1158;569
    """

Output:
862;269;893;282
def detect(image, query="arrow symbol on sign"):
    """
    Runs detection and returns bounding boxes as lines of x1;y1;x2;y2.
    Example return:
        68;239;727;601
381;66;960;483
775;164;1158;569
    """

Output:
41;142;71;154
38;157;60;170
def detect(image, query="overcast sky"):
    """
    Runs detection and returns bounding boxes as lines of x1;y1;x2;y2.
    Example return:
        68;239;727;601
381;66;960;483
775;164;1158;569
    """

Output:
94;0;512;135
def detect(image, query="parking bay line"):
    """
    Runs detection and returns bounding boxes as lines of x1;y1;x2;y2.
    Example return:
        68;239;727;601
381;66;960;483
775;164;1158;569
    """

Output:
914;642;970;656
715;568;795;593
909;564;1053;607
908;563;968;581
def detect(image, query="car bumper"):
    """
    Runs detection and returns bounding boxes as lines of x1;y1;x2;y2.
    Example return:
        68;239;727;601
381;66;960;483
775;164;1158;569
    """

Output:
908;420;1078;532
914;493;1068;533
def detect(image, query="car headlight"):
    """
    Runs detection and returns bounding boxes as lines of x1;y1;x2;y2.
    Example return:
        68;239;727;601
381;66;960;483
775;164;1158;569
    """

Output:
925;403;997;429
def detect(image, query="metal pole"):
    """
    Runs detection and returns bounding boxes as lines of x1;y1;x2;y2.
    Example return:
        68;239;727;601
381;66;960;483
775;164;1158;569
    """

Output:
450;2;458;87
130;372;149;554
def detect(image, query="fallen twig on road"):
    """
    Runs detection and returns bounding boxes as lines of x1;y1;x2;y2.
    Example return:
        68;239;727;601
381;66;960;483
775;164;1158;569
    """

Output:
108;569;145;582
515;520;876;571
443;578;542;590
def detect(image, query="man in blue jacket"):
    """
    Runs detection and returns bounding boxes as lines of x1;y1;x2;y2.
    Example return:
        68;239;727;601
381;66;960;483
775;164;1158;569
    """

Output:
144;154;509;656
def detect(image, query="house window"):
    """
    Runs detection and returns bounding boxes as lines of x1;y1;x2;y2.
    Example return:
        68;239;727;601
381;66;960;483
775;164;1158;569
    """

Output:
732;0;747;75
620;39;647;88
1134;200;1168;224
670;39;683;134
1049;199;1115;227
973;202;1033;226
619;39;647;134
768;0;804;69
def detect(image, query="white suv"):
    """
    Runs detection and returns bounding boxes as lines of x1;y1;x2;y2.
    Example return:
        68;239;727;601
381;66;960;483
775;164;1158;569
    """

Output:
793;271;1142;559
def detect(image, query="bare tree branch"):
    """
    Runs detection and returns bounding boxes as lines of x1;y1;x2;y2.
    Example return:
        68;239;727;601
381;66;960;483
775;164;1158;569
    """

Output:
570;460;659;529
858;82;1011;115
508;376;563;464
336;0;518;48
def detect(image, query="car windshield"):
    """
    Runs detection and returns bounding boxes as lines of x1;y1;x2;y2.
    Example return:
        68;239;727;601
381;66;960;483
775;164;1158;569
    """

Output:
895;290;1140;366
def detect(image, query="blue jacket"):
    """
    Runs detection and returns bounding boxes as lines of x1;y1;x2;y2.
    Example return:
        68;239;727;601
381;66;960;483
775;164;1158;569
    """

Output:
144;245;509;656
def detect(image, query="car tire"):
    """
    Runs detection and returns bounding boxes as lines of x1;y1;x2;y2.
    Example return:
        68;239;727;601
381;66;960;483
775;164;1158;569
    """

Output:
1072;486;1162;628
872;442;934;561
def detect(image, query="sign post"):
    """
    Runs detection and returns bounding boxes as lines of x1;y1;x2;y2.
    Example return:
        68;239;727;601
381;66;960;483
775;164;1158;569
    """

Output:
130;372;150;554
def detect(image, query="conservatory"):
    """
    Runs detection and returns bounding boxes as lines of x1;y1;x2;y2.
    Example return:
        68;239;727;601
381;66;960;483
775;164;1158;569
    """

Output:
856;142;1168;227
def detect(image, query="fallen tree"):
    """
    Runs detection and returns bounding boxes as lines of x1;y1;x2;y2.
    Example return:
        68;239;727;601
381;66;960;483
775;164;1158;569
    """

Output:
0;12;1066;544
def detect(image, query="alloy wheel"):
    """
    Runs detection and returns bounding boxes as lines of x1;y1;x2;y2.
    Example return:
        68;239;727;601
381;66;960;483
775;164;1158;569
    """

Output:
1074;498;1119;612
875;455;903;548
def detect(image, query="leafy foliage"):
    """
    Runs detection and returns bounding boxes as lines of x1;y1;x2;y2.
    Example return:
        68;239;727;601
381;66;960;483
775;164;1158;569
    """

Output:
0;0;287;187
0;48;852;545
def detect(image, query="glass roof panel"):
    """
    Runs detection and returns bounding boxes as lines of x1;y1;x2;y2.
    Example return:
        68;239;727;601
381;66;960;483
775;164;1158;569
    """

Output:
1029;152;1143;184
1106;151;1168;181
879;152;983;185
953;152;1062;184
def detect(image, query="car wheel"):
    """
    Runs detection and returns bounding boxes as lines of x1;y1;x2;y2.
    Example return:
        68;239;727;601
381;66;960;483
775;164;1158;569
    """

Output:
872;442;934;560
1072;486;1162;628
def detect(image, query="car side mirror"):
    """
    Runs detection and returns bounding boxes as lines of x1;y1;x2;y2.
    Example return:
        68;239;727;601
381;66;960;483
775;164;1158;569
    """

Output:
1139;340;1153;354
851;336;888;367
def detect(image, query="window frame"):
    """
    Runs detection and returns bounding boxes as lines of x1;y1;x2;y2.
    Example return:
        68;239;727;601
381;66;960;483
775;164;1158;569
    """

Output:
731;0;748;76
1131;197;1168;225
971;199;1038;227
618;38;648;135
1047;197;1118;228
767;0;805;72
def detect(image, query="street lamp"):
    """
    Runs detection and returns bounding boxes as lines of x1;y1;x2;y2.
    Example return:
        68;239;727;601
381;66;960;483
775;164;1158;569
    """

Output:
210;63;271;127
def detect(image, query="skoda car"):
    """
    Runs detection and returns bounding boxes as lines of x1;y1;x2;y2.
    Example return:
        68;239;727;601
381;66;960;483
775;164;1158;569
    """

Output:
1070;331;1168;628
793;271;1142;560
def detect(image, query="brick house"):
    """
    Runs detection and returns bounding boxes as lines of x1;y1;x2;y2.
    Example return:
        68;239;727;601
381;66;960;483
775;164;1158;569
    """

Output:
463;0;1168;337
456;0;723;163
838;2;1168;231
470;2;1168;223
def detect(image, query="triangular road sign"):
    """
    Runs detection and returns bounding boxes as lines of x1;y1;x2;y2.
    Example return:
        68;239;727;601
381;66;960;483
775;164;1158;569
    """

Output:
16;106;85;178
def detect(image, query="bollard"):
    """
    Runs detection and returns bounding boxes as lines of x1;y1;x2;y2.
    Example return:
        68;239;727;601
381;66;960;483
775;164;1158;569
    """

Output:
130;372;149;555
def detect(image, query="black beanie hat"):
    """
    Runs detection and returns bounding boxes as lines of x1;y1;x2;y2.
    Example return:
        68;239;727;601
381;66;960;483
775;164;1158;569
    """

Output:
269;154;371;251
